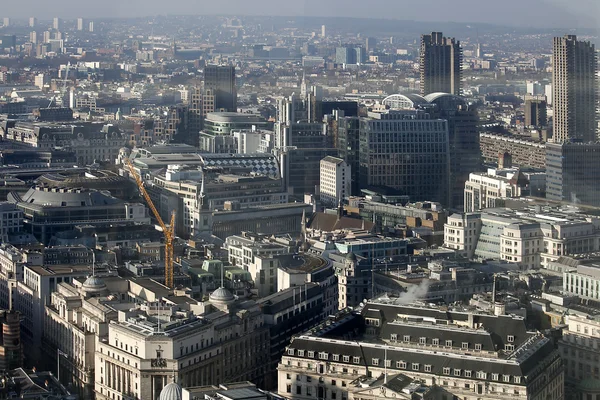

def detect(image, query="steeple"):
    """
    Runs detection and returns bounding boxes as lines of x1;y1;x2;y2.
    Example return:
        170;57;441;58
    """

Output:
300;70;308;98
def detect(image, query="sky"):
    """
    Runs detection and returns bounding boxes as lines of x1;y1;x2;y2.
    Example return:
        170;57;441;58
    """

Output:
2;0;599;29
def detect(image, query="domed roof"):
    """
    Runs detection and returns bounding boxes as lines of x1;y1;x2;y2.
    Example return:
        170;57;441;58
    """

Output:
159;382;182;400
82;275;107;294
579;378;600;393
209;287;235;303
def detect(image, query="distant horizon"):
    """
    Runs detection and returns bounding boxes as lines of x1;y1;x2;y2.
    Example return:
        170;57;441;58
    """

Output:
2;13;598;34
1;0;598;30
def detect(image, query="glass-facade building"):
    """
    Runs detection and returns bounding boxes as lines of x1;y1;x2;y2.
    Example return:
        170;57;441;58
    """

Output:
358;110;450;206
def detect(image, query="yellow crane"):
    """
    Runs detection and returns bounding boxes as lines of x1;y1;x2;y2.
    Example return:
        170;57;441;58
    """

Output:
125;159;176;289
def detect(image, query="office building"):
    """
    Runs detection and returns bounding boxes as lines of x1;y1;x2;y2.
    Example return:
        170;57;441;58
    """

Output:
546;142;600;206
365;37;377;53
204;65;237;112
320;156;351;207
2;18;9;27
88;21;94;32
335;46;366;65
335;112;361;196
29;31;37;45
278;300;563;400
77;18;84;31
359;109;450;206
7;185;149;244
29;17;36;27
464;168;531;213
425;93;480;208
445;204;600;268
420;32;462;95
524;97;548;127
321;25;326;37
53;17;60;30
552;35;596;143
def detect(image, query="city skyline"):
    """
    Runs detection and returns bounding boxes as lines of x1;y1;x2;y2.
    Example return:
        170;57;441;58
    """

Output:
0;0;598;29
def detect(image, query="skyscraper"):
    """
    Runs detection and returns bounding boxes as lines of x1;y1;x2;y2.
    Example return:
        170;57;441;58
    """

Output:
552;35;597;143
321;25;326;37
2;18;9;27
204;65;237;112
88;21;94;32
420;32;462;96
29;17;36;27
77;18;84;31
53;17;60;30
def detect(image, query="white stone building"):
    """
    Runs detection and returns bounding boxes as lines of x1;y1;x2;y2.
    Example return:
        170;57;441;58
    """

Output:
320;156;351;207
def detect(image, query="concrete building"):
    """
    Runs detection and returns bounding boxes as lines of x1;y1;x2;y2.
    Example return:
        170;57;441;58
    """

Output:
0;310;22;372
420;32;462;96
278;300;563;400
8;186;149;244
464;168;530;212
320;156;351;207
552;35;597;143
479;132;547;169
445;205;600;269
524;97;548;127
359;109;450;206
77;18;84;31
204;65;237;112
546;142;600;207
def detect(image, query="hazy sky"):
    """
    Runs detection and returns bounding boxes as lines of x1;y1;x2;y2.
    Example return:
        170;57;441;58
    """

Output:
2;0;599;29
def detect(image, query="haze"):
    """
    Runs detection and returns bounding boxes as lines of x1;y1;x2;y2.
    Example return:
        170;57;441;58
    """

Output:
1;0;599;28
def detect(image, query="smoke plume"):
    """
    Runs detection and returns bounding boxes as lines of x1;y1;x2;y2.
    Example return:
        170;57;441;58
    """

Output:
397;280;430;304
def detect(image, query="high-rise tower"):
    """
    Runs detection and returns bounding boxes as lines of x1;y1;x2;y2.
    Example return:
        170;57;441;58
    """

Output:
204;65;237;112
552;35;597;143
420;32;462;96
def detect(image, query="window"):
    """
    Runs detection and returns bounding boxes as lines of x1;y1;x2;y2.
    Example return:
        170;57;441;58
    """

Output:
403;335;410;342
465;370;472;378
397;361;406;369
412;363;419;371
352;357;360;364
286;374;291;379
372;358;379;366
332;380;336;386
514;376;521;384
445;340;452;347
296;385;302;395
343;356;350;363
287;349;294;355
385;360;391;368
306;386;312;396
505;344;515;351
432;338;439;345
390;334;397;342
492;373;499;381
319;352;328;360
286;385;291;393
298;350;305;357
307;351;315;358
507;335;514;343
503;375;510;382
419;337;426;345
424;365;432;372
462;342;469;349
476;371;487;379
333;354;340;361
454;369;461;376
443;367;450;375
475;343;482;351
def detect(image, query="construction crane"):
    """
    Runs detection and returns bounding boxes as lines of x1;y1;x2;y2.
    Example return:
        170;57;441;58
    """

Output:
125;159;176;289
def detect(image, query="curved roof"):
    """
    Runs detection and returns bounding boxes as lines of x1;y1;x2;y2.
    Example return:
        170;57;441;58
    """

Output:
382;94;427;110
205;112;266;123
423;92;467;107
12;186;123;208
82;275;108;295
159;382;182;400
579;378;600;392
209;287;235;303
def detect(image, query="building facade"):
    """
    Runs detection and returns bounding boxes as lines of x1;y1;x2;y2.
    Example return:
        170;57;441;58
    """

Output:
552;35;596;143
420;32;462;95
320;157;351;208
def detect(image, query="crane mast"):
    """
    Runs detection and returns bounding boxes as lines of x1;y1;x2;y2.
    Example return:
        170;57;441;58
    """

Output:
125;159;175;289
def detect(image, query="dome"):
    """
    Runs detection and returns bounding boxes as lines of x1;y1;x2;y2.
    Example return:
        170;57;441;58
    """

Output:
209;287;235;303
82;275;107;294
159;382;182;400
